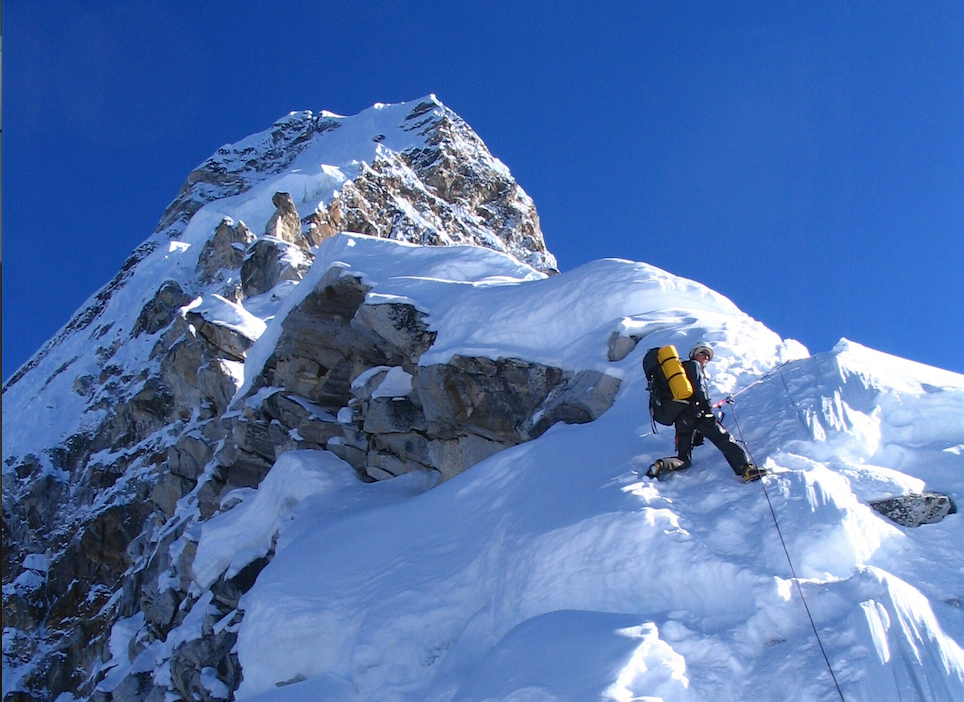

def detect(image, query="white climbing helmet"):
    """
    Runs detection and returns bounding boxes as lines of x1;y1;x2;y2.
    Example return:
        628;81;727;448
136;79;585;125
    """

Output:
689;342;714;361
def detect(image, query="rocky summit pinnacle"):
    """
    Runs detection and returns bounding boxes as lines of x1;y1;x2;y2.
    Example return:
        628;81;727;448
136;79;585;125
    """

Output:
158;95;557;271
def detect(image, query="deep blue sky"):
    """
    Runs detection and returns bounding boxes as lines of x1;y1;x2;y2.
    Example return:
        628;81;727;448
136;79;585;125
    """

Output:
4;0;963;379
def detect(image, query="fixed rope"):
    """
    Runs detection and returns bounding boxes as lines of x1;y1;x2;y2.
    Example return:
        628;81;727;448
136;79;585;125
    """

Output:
727;400;847;702
726;360;791;402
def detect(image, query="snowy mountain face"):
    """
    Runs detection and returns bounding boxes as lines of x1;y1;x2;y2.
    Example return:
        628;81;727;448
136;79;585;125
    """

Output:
3;98;963;702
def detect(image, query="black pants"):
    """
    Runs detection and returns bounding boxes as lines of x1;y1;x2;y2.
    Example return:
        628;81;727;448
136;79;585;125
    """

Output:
675;408;751;475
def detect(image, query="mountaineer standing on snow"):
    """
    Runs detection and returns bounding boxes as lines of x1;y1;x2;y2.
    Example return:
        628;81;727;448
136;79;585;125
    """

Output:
650;342;764;482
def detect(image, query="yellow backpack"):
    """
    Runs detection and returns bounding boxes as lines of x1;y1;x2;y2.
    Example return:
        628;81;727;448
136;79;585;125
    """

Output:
642;345;694;426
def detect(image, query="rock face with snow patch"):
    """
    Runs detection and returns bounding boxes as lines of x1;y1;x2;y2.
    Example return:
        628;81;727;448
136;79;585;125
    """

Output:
214;268;619;495
0;97;576;702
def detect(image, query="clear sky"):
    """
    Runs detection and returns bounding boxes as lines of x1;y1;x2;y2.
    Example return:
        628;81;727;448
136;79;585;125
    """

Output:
4;0;963;380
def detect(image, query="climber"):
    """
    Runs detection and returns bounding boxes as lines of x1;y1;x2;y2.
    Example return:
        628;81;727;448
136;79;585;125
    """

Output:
650;342;764;482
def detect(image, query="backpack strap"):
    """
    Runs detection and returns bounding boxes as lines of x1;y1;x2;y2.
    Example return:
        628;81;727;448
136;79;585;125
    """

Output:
646;378;660;434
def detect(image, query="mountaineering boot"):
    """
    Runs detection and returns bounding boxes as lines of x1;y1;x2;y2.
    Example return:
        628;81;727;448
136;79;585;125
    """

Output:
646;457;690;480
741;464;766;482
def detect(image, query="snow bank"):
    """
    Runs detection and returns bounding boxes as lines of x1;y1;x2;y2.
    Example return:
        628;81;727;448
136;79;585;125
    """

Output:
193;450;436;590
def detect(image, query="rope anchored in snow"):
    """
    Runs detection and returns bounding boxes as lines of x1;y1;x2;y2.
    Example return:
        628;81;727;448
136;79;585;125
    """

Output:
727;400;847;702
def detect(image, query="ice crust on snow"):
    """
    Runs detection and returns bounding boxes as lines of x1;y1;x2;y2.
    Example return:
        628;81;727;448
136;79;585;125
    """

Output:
175;235;963;702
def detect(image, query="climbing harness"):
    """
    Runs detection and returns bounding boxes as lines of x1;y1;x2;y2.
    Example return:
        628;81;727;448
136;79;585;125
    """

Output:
727;399;847;702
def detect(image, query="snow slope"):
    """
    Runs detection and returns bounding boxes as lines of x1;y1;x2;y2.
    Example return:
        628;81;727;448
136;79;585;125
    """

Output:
121;234;962;702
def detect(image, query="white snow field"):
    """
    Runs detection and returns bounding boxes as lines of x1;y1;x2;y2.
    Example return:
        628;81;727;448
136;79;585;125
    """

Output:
171;234;963;702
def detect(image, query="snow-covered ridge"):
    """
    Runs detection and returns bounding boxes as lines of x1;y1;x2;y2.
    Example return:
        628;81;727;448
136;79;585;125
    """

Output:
104;237;964;700
235;234;780;402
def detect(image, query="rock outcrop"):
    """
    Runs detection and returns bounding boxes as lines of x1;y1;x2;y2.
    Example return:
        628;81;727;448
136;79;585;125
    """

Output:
870;493;957;527
196;218;256;287
214;268;619;495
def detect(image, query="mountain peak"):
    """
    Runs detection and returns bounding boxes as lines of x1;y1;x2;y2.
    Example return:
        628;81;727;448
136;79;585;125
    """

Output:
2;96;556;405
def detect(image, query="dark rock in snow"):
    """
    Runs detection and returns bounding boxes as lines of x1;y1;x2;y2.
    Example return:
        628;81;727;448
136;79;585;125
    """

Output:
870;493;957;527
241;237;310;298
131;280;194;337
196;218;256;284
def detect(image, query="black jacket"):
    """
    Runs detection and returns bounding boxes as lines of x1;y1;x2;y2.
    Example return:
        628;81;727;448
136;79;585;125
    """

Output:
682;359;712;413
